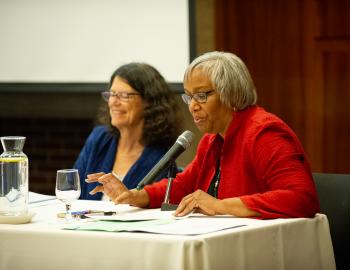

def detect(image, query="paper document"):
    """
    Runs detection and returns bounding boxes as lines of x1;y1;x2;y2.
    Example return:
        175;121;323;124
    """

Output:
29;191;56;204
65;219;173;232
140;217;247;235
87;207;182;221
64;206;248;235
64;217;246;235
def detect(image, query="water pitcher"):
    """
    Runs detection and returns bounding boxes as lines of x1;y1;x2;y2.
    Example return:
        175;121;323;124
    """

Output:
0;136;29;216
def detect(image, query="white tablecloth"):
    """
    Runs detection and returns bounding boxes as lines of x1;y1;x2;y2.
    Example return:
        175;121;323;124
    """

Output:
0;200;336;270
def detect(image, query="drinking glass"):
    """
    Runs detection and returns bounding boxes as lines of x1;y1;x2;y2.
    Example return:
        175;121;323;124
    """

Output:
55;169;81;222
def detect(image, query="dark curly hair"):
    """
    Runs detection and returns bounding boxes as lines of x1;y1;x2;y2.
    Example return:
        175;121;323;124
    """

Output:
98;63;182;148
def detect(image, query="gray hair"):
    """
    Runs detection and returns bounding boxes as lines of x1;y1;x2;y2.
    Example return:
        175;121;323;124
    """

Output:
184;51;257;110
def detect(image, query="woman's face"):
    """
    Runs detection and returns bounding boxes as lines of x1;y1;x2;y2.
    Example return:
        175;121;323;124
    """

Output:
183;68;233;136
108;76;146;130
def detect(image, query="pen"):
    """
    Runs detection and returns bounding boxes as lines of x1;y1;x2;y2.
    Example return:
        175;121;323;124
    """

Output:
57;210;116;218
87;211;116;216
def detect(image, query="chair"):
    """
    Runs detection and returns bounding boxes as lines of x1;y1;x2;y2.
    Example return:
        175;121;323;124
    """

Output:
313;173;350;270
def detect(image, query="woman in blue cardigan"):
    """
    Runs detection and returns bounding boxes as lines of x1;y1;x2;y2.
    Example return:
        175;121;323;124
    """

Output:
74;63;182;200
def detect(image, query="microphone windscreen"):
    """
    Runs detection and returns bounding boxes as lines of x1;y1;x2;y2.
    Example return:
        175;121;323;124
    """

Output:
176;130;194;149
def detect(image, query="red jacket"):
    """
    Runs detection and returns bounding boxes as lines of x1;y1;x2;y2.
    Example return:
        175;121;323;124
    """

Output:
145;106;320;219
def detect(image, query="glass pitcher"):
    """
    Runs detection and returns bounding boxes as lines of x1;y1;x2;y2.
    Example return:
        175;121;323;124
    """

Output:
0;136;29;216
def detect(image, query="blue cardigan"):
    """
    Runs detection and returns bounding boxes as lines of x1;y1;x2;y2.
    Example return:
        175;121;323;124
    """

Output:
74;126;169;200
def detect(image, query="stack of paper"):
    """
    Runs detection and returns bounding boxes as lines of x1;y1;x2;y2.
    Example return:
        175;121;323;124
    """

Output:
64;207;247;235
29;191;56;204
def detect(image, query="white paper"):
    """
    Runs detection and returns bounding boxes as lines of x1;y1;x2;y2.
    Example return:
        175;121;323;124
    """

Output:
83;206;247;235
66;215;247;235
139;217;247;235
29;191;56;204
87;207;179;221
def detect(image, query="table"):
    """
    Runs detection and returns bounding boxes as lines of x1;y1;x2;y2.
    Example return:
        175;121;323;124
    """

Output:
0;200;336;270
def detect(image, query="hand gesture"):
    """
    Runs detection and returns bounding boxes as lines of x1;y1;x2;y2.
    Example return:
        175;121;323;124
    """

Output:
175;189;219;217
85;172;150;207
86;172;128;200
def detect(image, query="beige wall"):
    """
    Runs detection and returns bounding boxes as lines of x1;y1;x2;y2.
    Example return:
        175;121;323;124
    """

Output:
176;0;216;168
174;95;201;168
195;0;215;55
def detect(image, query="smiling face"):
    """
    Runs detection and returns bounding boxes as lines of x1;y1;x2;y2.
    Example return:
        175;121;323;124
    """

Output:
183;68;233;136
108;76;146;131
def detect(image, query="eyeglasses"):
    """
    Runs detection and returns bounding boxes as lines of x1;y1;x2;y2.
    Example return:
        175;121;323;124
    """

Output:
181;90;215;105
101;91;141;102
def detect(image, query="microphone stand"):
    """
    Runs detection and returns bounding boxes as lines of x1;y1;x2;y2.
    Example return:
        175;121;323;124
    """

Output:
161;162;178;211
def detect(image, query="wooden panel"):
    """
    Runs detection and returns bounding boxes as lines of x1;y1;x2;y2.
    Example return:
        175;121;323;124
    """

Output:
318;0;350;37
215;0;306;141
215;0;350;173
302;0;324;171
322;52;350;173
308;0;350;172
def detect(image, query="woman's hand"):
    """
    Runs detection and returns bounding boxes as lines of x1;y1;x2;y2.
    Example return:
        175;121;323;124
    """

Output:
174;189;260;217
175;189;219;217
86;172;128;200
86;172;150;208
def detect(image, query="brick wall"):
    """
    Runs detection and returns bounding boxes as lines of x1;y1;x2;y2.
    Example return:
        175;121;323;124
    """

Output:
0;117;94;195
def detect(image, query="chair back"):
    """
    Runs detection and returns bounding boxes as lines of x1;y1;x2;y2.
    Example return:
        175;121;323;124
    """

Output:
313;173;350;270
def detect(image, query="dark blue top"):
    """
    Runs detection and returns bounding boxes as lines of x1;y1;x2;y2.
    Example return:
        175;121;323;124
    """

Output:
74;125;169;200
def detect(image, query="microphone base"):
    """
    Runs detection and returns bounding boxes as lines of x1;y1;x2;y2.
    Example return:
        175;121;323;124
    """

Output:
161;203;178;211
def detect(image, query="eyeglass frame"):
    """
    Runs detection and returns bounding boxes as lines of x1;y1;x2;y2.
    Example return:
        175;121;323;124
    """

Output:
181;90;215;105
101;91;142;102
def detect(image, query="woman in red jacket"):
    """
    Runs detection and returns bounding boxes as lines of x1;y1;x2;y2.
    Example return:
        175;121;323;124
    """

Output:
88;51;320;219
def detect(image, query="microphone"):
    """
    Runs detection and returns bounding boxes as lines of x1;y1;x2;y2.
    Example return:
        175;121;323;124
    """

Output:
136;130;194;190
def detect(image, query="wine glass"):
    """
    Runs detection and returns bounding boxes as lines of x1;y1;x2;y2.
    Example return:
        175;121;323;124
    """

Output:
55;169;81;222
